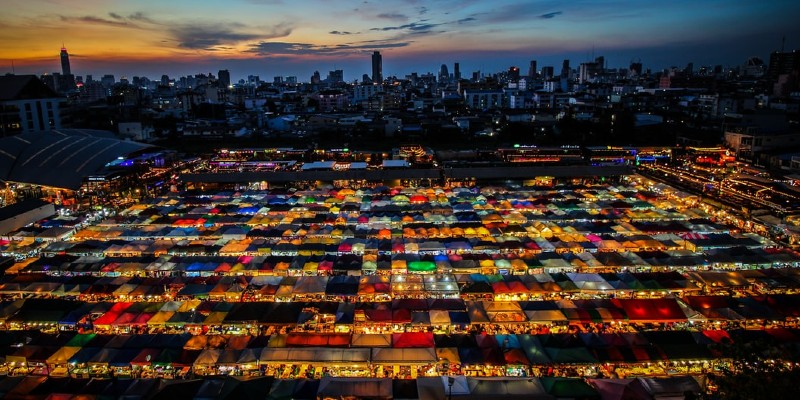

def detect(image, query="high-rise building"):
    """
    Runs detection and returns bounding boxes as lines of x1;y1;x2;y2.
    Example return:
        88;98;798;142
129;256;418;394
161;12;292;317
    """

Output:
218;70;231;88
454;63;461;80
560;60;570;78
768;50;799;81
439;64;449;82
541;66;554;80
327;70;344;84
629;62;643;76
372;51;383;83
528;60;537;79
101;75;115;88
508;66;520;81
60;46;71;76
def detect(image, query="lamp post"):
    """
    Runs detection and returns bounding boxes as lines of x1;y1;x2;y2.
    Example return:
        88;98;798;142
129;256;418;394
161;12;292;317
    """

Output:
448;376;454;400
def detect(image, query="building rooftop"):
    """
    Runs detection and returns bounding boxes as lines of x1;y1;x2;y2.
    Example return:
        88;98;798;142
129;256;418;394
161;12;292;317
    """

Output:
0;129;155;189
0;75;60;101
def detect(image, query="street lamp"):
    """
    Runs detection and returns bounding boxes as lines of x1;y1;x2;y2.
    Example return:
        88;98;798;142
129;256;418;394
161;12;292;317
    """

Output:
447;376;455;400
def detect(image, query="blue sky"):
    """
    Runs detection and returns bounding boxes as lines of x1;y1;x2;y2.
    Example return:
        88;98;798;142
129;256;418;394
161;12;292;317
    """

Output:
1;0;798;81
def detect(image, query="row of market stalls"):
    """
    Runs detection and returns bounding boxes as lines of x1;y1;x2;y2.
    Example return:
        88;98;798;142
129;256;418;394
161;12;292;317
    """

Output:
2;292;800;334
15;243;800;278
4;267;800;303
0;327;786;381
0;374;705;400
6;183;780;265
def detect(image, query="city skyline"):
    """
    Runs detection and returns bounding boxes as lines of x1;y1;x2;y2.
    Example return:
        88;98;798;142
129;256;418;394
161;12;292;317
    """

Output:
1;0;800;81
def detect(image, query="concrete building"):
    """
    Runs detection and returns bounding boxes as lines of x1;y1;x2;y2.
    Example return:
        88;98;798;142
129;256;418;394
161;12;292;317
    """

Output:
372;51;382;84
463;90;505;110
0;75;63;135
315;90;349;112
724;113;800;161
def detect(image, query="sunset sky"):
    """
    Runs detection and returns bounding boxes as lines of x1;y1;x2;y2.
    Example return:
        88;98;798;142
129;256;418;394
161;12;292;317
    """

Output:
2;0;799;81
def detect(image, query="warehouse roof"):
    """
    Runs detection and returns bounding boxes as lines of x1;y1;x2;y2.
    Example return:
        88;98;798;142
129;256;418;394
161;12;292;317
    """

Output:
0;129;154;189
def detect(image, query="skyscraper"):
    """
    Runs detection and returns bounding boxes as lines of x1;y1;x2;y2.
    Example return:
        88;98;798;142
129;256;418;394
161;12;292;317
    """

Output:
218;69;231;88
560;59;570;78
371;51;383;83
60;46;71;76
528;60;537;79
454;63;461;80
439;64;449;82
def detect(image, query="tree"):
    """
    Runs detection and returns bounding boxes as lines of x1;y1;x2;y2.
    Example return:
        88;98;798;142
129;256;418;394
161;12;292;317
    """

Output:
709;338;800;399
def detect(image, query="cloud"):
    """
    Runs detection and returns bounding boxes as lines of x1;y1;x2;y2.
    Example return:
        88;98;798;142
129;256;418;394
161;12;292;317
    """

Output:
457;17;476;24
330;30;358;35
61;11;157;27
376;13;408;21
60;15;131;27
540;11;563;19
371;21;442;32
126;12;156;24
417;6;428;15
170;22;292;49
247;39;410;56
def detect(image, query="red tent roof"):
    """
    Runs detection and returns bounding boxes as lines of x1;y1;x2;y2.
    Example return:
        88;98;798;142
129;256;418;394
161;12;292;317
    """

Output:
615;298;686;322
392;332;434;348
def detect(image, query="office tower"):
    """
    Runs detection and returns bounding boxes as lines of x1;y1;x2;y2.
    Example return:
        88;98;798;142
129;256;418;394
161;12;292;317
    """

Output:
528;60;537;79
508;66;520;81
362;74;372;84
454;63;461;80
327;70;344;84
60;46;71;76
561;59;570;78
101;75;115;88
768;50;799;81
218;69;231;88
372;51;383;83
541;66;554;79
311;71;321;84
439;64;449;82
629;62;643;76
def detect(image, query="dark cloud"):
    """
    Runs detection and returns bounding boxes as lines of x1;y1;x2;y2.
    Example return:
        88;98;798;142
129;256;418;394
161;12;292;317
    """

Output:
371;21;441;32
127;12;156;24
247;40;410;56
60;15;130;27
457;17;476;24
170;22;292;49
68;11;157;26
330;30;358;35
540;11;563;19
417;6;428;15
376;13;408;21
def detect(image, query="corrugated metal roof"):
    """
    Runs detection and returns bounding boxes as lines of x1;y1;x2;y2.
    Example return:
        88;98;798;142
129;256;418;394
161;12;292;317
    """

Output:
0;130;154;189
